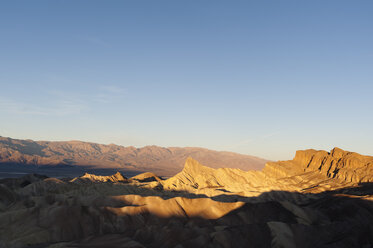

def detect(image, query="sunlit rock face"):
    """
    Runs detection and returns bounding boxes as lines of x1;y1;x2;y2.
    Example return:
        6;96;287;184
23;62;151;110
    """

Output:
265;147;373;183
162;157;270;195
70;171;128;183
0;148;373;247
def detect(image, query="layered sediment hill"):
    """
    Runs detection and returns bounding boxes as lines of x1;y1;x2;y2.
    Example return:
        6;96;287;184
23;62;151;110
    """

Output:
163;147;373;196
163;157;270;194
264;147;373;183
0;147;372;247
0;136;267;176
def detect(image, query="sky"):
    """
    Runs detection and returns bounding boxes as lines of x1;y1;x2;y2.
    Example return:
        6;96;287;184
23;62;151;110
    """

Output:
0;1;372;160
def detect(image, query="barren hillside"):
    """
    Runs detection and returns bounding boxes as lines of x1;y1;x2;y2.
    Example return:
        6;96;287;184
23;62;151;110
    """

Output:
0;147;372;247
0;136;268;176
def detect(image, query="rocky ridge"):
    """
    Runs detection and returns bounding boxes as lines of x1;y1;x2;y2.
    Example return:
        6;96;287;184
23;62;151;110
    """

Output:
264;147;373;183
0;136;267;176
71;171;128;183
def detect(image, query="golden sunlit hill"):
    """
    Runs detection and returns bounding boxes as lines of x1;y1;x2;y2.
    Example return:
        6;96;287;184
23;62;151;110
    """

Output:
0;147;373;247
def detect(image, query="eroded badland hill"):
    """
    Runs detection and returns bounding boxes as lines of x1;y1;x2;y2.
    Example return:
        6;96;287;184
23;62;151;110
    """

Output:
0;147;373;247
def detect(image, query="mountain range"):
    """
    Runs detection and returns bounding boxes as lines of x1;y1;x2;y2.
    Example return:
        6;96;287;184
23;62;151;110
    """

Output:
0;136;267;176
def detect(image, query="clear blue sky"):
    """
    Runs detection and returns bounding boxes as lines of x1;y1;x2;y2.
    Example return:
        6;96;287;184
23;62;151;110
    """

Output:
0;1;372;160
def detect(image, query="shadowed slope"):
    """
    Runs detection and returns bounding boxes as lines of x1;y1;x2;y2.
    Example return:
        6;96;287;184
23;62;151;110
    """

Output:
1;174;373;247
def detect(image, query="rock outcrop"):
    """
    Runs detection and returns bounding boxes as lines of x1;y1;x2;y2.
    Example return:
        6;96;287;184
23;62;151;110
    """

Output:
71;171;128;183
163;157;269;194
264;147;373;183
128;172;162;183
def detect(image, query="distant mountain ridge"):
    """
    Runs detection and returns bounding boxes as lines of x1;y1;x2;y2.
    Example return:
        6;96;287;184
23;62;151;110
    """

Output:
0;136;268;176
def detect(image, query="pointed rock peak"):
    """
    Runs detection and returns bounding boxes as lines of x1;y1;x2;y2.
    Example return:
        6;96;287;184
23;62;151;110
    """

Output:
330;147;346;158
184;157;203;168
185;156;199;164
113;171;127;180
182;157;215;174
114;171;123;176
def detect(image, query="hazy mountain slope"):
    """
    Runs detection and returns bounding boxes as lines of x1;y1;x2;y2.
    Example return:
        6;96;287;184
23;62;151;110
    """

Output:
0;136;267;176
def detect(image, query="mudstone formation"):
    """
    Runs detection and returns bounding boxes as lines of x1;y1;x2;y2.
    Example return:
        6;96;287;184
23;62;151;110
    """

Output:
0;147;373;247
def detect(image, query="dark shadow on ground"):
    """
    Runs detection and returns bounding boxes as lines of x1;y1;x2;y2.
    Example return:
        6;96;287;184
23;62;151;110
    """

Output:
1;175;373;248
